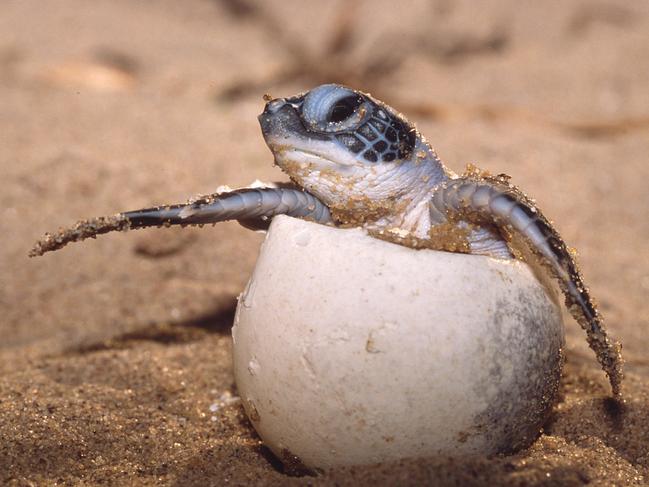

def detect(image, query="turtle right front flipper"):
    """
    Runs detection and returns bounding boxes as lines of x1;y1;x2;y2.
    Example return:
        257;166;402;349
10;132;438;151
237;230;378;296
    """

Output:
29;187;332;257
429;172;624;398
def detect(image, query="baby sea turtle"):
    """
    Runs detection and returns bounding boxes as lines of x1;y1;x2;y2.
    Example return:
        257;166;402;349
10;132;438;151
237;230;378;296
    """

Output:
30;84;623;397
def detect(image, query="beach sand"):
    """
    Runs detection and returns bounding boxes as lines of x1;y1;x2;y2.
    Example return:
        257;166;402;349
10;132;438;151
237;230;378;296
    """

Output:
1;0;648;485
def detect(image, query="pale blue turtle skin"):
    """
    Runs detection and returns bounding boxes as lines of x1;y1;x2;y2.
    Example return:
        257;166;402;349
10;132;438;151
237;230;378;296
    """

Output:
30;84;622;397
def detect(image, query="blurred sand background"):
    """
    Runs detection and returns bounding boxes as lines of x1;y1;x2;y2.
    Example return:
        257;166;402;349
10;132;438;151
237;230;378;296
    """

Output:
1;0;649;485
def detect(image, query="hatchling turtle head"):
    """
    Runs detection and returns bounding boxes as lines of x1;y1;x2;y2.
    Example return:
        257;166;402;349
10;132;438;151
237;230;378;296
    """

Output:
259;84;439;224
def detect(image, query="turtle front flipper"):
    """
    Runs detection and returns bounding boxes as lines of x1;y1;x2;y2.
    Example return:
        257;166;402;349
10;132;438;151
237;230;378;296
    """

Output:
429;171;623;398
29;187;332;257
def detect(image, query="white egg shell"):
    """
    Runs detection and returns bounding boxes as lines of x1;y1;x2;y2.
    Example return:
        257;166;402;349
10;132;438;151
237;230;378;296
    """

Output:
232;215;564;470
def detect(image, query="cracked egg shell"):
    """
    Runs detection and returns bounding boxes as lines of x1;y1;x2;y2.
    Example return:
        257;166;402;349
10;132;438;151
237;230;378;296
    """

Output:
232;215;564;470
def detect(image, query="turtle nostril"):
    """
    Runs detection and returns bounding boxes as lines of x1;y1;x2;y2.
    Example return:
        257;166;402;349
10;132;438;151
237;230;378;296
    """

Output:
265;98;287;114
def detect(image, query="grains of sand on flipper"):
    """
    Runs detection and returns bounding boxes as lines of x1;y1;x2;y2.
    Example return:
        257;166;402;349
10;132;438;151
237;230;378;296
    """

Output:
29;214;131;257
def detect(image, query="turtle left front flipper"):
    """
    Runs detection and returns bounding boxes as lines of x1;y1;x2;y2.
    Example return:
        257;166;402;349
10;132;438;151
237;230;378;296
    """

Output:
429;170;624;398
29;186;332;257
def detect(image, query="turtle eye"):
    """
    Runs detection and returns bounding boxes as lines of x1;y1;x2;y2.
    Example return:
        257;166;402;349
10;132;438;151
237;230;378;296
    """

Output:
301;84;369;133
327;95;363;123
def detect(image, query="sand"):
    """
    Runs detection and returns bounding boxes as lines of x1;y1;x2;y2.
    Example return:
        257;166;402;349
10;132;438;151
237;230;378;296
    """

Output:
1;0;648;485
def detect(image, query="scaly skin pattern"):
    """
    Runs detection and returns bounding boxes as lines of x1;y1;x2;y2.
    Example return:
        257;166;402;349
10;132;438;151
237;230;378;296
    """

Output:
430;169;623;397
30;84;623;397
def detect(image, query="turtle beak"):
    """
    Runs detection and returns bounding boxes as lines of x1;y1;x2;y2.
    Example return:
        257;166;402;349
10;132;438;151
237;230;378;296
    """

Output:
258;97;288;136
258;97;313;142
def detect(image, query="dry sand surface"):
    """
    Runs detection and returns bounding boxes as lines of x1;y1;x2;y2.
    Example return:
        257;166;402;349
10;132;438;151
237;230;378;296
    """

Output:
2;0;649;485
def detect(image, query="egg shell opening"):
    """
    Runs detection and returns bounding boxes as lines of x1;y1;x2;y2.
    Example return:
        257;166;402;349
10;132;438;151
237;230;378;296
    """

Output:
232;215;564;470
